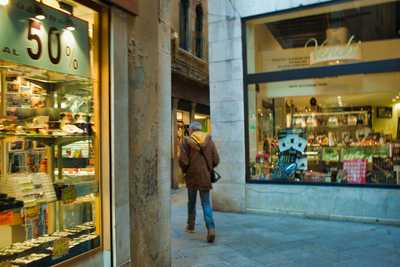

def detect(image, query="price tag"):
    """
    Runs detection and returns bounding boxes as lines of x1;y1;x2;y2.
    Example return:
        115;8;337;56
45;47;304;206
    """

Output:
0;261;12;267
25;206;39;219
0;211;13;225
62;187;77;203
52;237;70;259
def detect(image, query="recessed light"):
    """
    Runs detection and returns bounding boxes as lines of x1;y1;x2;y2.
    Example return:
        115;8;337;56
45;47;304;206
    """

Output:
35;14;45;20
34;4;46;20
65;25;75;31
65;17;75;31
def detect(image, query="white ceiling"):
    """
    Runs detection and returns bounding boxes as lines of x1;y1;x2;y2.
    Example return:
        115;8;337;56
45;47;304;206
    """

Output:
260;71;400;108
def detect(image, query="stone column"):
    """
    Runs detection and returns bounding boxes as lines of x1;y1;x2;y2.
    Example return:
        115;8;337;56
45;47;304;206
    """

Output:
128;0;172;266
208;1;246;213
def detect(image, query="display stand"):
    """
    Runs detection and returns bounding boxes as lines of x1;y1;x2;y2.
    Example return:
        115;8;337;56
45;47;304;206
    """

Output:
0;68;99;266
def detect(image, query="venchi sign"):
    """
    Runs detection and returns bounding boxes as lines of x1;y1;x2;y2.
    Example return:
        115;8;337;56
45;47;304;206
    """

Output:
305;35;362;65
0;0;90;77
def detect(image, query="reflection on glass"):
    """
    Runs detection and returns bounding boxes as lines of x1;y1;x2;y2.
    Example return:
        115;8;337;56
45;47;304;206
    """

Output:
246;0;400;73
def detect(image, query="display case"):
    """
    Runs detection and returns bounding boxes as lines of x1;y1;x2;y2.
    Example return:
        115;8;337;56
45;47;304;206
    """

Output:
0;66;100;266
0;0;104;265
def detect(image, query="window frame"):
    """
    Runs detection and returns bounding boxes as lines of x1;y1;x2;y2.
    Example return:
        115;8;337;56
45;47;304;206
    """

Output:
241;0;400;188
179;0;190;51
195;3;204;58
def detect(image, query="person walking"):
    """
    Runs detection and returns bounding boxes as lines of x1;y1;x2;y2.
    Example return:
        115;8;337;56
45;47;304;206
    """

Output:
179;121;220;243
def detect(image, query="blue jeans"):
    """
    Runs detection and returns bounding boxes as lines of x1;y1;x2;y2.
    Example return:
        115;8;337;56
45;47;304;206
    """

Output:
187;189;215;230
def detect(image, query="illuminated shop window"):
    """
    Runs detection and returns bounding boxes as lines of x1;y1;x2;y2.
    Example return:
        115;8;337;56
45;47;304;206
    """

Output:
0;0;103;265
245;0;400;186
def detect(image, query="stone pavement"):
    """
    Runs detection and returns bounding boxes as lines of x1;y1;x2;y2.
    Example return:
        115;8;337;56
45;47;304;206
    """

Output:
171;189;400;267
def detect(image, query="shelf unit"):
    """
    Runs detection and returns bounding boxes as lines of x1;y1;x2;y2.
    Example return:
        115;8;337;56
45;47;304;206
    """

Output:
292;108;371;130
0;68;99;246
306;144;390;163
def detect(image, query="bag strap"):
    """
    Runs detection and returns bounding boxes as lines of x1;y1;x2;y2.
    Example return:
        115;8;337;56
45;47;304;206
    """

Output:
183;137;191;171
191;137;212;173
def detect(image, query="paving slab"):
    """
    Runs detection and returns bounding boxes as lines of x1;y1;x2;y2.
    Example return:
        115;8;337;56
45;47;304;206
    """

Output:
172;190;400;267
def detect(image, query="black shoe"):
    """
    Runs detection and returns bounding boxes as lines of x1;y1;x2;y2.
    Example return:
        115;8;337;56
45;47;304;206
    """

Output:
186;225;195;233
207;229;215;243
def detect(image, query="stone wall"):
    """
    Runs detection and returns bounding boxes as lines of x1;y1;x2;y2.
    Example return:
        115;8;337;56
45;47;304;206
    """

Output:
247;184;400;225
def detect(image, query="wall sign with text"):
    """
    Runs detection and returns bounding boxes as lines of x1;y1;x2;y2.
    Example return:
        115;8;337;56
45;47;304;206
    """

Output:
0;0;90;77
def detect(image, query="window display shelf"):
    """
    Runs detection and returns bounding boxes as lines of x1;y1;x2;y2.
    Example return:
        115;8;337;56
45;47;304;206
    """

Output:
0;66;98;256
307;144;389;148
0;222;99;266
303;125;368;130
293;110;368;117
0;134;92;146
307;144;390;163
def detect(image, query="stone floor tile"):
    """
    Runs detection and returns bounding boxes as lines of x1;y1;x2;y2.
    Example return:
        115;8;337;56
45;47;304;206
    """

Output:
171;190;400;267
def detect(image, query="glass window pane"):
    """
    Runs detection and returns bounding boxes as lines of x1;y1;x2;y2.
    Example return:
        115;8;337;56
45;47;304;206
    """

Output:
247;72;400;186
246;0;400;74
0;0;102;265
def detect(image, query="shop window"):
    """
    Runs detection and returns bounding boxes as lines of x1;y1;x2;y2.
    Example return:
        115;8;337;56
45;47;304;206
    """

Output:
195;4;204;58
179;0;190;50
0;0;103;265
245;0;400;186
247;72;400;186
245;0;400;74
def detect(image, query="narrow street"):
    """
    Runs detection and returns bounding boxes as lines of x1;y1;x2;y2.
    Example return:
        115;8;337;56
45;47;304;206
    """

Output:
172;190;400;267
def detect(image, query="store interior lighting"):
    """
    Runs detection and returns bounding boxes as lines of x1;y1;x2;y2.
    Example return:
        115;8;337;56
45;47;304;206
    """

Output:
176;112;183;121
34;2;46;21
65;17;75;31
194;114;208;120
0;0;9;6
337;96;343;107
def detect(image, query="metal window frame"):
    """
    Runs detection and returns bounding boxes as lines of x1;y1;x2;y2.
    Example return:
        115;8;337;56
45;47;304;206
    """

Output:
241;0;400;189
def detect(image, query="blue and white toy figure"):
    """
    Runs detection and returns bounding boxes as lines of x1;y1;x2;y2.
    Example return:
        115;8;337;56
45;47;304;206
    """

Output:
272;128;307;180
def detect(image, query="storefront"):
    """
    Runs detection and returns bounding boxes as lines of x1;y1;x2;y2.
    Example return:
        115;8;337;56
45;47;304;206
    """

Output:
208;0;400;224
0;0;112;265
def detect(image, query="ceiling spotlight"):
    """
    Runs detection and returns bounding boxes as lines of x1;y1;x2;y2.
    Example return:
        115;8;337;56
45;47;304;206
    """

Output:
0;0;9;6
65;17;75;31
34;5;46;20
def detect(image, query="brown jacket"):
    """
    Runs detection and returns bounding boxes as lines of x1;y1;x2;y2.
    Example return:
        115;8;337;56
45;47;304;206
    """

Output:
179;131;220;190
